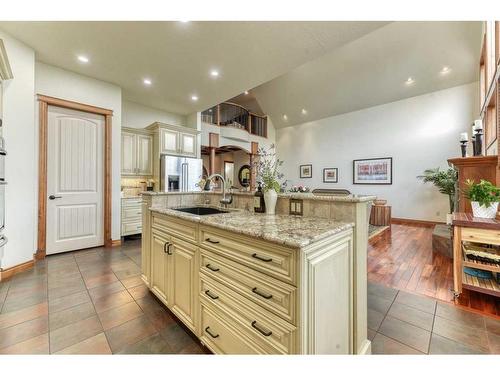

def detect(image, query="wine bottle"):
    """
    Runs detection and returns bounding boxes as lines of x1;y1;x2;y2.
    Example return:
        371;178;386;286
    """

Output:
254;182;266;213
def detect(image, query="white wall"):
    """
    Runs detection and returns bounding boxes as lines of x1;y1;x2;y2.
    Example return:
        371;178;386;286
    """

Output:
122;99;186;128
35;62;123;241
276;83;479;222
1;31;36;269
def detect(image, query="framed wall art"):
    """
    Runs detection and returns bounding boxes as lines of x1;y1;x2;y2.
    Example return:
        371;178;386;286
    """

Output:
300;164;312;178
323;168;338;183
353;157;392;185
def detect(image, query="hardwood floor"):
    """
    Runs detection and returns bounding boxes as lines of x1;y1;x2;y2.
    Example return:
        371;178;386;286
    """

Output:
368;223;500;317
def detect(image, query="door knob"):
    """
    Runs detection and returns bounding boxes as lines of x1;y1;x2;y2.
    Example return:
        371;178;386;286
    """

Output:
49;195;62;200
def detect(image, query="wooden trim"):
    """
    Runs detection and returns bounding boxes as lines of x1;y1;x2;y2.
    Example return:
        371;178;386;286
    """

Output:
0;260;34;281
36;95;113;259
368;226;391;243
37;95;113;116
391;217;444;227
111;239;122;247
36;100;48;259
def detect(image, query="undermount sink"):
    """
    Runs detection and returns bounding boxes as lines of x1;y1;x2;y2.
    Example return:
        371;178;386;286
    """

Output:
173;206;228;216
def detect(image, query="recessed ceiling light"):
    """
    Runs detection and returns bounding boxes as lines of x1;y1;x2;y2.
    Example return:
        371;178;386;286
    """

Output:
77;55;89;63
143;78;152;86
440;66;451;74
180;20;190;23
244;91;249;95
301;109;307;115
191;95;198;101
405;77;415;85
283;114;288;120
210;70;219;77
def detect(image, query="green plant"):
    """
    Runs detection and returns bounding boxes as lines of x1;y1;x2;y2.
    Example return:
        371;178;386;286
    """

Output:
417;167;458;213
464;179;500;208
253;144;284;193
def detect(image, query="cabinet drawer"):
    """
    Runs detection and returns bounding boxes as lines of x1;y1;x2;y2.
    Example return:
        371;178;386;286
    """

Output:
461;227;500;246
200;274;297;354
122;207;142;221
122;221;142;235
152;214;198;244
122;198;142;207
200;249;297;324
200;304;262;354
199;226;297;285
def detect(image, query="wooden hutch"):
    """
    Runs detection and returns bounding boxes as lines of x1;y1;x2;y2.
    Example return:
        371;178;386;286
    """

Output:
449;21;500;214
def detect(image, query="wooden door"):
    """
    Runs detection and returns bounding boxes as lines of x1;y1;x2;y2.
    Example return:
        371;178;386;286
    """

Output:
171;237;198;332
137;134;153;175
151;231;170;305
160;128;179;154
121;131;136;175
46;106;104;254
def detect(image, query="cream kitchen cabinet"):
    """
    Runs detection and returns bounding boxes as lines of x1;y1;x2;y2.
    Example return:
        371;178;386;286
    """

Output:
159;127;197;157
150;213;199;335
121;128;153;176
143;207;361;355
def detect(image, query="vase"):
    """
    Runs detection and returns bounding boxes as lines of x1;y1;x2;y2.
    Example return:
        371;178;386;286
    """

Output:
471;201;499;219
264;189;278;215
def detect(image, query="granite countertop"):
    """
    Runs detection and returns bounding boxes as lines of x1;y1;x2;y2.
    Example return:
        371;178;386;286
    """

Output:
121;195;142;199
149;205;354;248
142;190;375;203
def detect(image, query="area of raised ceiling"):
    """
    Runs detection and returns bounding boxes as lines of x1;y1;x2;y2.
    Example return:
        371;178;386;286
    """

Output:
252;21;483;128
0;21;388;115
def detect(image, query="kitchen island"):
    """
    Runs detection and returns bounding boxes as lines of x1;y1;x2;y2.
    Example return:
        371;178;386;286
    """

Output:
141;203;371;354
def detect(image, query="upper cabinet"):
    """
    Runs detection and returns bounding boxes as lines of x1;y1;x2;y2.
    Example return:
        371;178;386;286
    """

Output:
121;128;153;176
149;122;199;158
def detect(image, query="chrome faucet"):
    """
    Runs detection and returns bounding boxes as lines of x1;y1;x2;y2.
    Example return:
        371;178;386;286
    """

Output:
207;173;233;207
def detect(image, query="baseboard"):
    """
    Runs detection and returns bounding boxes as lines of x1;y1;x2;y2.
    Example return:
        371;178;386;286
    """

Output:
391;217;444;228
0;259;35;281
110;239;122;247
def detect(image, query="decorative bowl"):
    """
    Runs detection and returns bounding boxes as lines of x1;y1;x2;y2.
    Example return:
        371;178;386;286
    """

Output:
373;199;387;206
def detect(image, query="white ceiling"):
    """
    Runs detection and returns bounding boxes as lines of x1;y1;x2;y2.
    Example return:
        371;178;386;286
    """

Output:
252;21;483;128
0;21;388;115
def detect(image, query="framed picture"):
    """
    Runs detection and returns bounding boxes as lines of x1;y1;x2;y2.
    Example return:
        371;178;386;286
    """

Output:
353;157;392;185
323;168;338;183
300;164;312;178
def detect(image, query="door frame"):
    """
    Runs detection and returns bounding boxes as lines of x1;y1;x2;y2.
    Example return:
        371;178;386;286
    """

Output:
36;94;113;259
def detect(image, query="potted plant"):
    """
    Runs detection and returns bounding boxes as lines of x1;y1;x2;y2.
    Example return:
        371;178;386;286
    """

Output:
253;144;284;215
464;179;500;219
418;167;457;224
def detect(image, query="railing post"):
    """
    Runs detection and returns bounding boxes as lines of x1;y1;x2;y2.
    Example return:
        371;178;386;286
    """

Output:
216;104;220;126
248;114;252;134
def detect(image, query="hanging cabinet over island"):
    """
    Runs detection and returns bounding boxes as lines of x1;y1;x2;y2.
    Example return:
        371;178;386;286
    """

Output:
141;200;371;355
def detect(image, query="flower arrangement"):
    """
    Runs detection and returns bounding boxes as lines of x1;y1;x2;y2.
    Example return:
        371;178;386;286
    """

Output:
253;144;284;193
289;185;310;193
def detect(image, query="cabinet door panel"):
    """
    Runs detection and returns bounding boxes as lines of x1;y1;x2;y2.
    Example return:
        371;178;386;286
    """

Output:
151;232;170;305
160;129;179;154
171;238;198;332
121;132;136;175
137;134;153;175
180;133;196;157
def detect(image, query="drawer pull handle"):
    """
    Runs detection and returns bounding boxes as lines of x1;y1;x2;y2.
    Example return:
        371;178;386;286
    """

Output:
205;238;220;244
206;264;220;272
252;287;273;299
163;242;170;253
205;326;219;339
252;253;273;262
205;290;219;300
166;244;173;255
251;321;272;337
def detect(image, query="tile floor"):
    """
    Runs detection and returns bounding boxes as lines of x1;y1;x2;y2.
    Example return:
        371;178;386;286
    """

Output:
368;282;500;354
0;237;208;354
0;237;499;354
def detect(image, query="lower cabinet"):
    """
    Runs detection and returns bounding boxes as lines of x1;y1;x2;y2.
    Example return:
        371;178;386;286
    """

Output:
150;225;199;335
170;237;198;333
150;230;171;305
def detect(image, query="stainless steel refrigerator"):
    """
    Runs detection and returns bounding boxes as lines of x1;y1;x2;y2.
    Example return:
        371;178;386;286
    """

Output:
160;155;203;192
